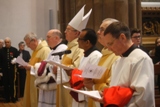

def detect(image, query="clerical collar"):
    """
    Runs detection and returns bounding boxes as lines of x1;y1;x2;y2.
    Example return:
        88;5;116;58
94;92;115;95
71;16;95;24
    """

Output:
84;46;99;57
52;42;63;50
122;44;137;57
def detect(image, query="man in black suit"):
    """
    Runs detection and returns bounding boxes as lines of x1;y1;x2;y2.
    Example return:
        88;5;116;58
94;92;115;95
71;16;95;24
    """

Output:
17;41;30;97
130;28;149;54
0;37;19;103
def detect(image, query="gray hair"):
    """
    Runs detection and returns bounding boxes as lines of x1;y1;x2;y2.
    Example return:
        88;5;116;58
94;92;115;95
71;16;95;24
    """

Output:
18;41;25;46
0;39;4;43
24;32;38;41
4;37;11;42
102;18;119;23
52;30;63;38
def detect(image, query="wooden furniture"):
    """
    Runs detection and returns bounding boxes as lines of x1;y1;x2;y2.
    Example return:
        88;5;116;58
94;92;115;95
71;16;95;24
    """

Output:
154;63;160;98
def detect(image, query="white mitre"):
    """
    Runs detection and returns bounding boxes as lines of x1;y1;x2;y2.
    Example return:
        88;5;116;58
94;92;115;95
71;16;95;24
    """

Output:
68;5;92;31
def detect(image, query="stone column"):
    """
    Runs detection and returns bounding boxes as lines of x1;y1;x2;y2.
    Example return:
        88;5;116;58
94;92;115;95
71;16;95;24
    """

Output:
115;0;128;25
136;0;142;30
128;0;137;28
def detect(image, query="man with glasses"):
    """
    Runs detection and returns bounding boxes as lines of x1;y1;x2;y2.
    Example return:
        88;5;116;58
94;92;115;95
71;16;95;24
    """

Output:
31;29;68;107
99;22;155;107
55;5;92;107
23;32;51;107
69;28;102;107
57;20;84;107
131;28;149;54
84;18;120;107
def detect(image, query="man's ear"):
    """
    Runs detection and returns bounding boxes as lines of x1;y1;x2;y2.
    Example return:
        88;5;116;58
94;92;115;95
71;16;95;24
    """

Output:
119;33;127;41
75;31;80;36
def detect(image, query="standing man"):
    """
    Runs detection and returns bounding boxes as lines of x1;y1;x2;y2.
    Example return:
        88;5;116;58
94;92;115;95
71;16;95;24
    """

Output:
17;41;30;97
56;5;92;107
34;29;67;107
84;18;120;107
0;39;4;49
130;28;149;54
23;32;51;107
0;37;18;103
0;39;4;85
100;22;155;107
70;28;102;107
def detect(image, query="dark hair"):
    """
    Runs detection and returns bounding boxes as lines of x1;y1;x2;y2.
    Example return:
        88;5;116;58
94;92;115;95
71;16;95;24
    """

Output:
18;41;25;46
104;22;131;40
82;28;97;46
130;28;141;37
155;37;160;47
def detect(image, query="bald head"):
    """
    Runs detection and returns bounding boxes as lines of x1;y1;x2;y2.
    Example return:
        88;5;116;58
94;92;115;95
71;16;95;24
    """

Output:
46;29;63;48
97;18;119;47
4;37;11;48
47;29;63;38
0;39;4;49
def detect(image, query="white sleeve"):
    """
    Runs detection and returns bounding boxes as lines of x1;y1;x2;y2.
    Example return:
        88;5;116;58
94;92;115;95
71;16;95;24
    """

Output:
30;66;35;76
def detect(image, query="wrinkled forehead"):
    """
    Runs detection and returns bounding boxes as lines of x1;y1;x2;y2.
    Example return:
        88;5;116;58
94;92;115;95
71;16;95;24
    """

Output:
5;39;11;43
67;25;75;29
100;21;112;29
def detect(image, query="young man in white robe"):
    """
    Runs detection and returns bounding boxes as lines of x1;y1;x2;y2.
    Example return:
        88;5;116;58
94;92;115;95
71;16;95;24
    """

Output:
32;29;68;107
69;28;102;107
98;22;155;107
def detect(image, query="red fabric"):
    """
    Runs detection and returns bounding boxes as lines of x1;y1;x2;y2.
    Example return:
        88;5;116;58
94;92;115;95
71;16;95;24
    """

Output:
69;69;84;102
70;68;84;89
103;86;133;107
37;61;47;76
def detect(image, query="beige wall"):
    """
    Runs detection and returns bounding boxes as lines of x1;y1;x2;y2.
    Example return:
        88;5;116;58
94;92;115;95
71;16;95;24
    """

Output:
0;0;58;50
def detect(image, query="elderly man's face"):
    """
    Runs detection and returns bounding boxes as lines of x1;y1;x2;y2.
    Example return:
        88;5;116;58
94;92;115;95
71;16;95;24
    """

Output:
0;41;4;48
97;21;110;47
5;39;11;48
24;38;36;50
64;25;79;42
46;31;57;48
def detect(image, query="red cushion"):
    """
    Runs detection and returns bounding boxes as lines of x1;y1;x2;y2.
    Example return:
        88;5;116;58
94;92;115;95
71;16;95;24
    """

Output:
103;86;133;107
69;69;84;102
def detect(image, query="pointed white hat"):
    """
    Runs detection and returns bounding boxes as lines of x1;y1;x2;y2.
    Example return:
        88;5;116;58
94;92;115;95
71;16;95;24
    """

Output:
68;5;92;31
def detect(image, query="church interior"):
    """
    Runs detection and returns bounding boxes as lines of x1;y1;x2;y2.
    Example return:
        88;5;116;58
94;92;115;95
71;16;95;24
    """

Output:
0;0;160;106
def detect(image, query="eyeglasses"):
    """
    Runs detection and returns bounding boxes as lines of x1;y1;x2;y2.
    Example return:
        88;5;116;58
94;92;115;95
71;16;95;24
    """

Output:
78;37;86;41
26;39;34;46
65;28;77;32
132;36;141;39
106;38;116;47
98;27;105;32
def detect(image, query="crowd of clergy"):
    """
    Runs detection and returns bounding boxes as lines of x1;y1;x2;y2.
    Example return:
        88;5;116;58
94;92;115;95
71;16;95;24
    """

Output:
0;4;158;107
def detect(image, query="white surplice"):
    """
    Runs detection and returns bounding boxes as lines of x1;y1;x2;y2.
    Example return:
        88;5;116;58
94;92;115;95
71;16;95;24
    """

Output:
110;48;155;107
36;44;67;107
72;50;102;107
